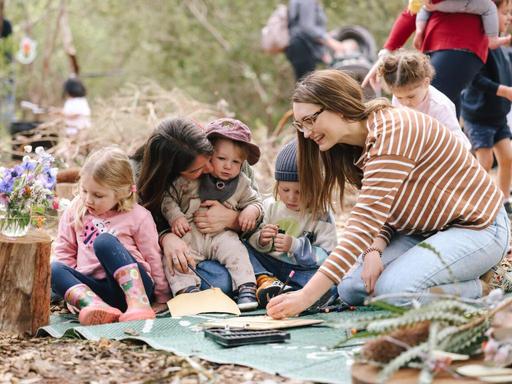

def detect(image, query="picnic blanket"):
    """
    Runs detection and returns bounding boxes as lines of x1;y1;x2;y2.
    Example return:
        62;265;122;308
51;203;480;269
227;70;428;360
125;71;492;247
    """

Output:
38;309;382;384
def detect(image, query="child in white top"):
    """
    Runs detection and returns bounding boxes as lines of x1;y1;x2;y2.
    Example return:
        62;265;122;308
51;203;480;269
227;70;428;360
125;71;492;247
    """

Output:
378;49;471;150
61;77;91;136
247;140;338;307
52;147;170;326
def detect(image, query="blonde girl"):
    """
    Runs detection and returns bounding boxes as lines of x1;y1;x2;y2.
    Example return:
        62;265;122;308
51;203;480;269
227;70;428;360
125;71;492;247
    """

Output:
378;50;471;149
51;147;170;325
247;140;338;307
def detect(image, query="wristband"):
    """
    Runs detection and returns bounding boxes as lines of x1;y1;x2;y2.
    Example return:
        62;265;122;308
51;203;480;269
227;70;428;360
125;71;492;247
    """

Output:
362;247;383;261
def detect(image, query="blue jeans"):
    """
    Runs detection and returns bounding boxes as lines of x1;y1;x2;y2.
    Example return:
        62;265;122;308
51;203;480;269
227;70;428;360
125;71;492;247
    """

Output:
246;244;317;289
51;233;155;311
196;260;233;295
338;207;510;306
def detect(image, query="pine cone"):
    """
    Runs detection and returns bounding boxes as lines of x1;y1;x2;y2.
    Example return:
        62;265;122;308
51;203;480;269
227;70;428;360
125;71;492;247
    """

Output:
362;321;430;363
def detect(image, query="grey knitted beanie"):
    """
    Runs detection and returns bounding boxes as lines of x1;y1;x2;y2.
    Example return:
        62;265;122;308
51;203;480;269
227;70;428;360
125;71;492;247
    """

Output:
275;140;298;182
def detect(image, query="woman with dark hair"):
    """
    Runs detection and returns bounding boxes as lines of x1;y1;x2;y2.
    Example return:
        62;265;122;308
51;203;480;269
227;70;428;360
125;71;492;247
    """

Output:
132;117;257;295
267;69;509;319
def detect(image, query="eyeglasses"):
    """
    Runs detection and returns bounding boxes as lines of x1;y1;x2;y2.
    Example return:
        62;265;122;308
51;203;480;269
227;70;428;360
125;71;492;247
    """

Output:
292;107;324;133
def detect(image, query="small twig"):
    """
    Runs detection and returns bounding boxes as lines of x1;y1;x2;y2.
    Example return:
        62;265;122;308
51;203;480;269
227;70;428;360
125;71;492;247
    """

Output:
184;0;230;51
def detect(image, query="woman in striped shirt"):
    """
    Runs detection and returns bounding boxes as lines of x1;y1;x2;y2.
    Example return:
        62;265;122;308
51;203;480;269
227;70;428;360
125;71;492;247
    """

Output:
267;69;510;319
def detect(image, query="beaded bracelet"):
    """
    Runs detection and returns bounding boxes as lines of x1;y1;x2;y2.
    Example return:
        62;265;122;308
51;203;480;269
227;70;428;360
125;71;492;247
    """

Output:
362;247;383;260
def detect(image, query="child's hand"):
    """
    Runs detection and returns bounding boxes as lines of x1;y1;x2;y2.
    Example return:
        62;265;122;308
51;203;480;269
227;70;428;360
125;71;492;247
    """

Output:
423;0;435;11
171;217;191;237
497;85;512;101
238;206;259;232
259;224;278;247
273;233;293;253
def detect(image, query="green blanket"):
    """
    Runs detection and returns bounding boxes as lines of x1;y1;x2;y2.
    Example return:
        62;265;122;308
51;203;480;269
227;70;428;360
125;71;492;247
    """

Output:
38;309;379;384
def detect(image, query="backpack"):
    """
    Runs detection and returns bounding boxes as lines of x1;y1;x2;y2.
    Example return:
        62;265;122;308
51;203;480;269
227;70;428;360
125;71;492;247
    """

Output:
261;4;290;54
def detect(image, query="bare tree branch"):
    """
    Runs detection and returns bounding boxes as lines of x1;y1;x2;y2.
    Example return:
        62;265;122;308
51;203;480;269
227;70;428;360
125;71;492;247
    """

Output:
184;0;230;52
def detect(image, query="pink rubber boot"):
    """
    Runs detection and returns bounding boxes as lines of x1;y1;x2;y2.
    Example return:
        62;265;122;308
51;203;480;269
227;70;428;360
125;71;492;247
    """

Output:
64;284;122;326
113;263;156;322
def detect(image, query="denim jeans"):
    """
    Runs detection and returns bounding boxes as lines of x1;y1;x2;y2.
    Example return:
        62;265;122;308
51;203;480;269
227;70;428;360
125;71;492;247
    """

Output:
196;260;233;295
245;244;317;289
338;207;510;306
51;233;155;311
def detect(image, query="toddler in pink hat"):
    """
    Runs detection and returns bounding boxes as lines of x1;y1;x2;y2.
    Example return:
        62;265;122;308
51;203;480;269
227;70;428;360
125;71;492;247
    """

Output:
161;118;262;310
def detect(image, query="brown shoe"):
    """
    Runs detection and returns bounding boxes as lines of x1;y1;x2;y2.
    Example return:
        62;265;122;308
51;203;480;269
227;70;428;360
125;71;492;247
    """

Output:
256;275;293;307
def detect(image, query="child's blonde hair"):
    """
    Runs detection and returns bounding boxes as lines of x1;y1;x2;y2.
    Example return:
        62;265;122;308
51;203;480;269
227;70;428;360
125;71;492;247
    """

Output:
378;50;435;91
75;146;136;228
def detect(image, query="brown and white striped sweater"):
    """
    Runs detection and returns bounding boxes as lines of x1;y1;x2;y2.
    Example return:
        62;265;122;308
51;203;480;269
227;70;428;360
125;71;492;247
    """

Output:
320;107;503;284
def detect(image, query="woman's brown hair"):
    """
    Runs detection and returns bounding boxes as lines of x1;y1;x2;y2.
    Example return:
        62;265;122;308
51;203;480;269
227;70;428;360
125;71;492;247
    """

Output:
292;69;390;217
133;118;213;223
378;50;435;91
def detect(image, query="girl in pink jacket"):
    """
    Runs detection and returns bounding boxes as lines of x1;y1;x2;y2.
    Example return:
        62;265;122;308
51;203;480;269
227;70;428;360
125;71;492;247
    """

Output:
52;147;170;325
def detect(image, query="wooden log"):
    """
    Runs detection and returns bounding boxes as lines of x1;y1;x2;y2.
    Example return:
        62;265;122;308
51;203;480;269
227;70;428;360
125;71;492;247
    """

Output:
351;360;482;384
0;230;52;335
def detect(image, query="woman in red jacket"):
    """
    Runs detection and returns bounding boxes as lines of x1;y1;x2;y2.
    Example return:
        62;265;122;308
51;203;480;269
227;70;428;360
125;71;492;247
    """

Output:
364;3;488;117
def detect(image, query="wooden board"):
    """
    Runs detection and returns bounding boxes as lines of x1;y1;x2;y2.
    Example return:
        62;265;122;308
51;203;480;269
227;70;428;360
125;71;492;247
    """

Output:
352;360;483;384
0;230;52;335
201;315;324;330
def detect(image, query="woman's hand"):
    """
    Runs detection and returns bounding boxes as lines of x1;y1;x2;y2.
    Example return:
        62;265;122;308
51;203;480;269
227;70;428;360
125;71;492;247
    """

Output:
259;224;278;247
171;216;191;237
361;250;384;294
194;200;238;234
161;232;195;275
266;289;314;319
267;273;333;319
274;233;293;253
238;205;259;232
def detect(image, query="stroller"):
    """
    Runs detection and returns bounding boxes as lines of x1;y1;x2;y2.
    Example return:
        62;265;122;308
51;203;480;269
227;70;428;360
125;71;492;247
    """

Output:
329;25;378;100
274;25;378;136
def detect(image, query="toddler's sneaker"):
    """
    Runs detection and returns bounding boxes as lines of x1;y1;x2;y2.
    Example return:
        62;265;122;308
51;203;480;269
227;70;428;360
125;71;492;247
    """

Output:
256;275;294;307
237;282;258;311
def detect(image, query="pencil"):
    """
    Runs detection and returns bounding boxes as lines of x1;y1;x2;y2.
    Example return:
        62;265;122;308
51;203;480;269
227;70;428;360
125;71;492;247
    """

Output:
187;263;214;289
277;270;295;295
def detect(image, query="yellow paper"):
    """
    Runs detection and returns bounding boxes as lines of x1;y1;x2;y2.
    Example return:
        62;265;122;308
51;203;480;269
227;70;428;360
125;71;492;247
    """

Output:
201;315;324;330
167;288;241;317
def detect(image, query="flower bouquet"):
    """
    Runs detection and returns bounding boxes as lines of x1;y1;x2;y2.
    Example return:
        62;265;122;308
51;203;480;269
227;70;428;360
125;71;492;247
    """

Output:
0;146;57;237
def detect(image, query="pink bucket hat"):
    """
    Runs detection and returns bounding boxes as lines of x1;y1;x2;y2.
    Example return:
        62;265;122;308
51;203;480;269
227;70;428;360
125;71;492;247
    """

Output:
205;118;261;165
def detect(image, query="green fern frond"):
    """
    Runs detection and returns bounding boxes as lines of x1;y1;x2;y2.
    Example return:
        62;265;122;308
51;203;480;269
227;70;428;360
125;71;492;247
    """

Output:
367;312;468;333
378;342;428;383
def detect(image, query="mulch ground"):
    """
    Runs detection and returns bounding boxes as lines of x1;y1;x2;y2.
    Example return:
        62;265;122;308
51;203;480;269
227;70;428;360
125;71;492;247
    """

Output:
0;330;310;384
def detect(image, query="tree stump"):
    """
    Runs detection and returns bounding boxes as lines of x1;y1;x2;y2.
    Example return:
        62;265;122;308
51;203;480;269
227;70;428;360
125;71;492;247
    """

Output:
0;230;52;335
351;361;482;384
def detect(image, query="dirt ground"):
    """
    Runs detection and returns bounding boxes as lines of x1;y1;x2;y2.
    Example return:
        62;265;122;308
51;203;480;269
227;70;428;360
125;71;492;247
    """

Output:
0;330;311;383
